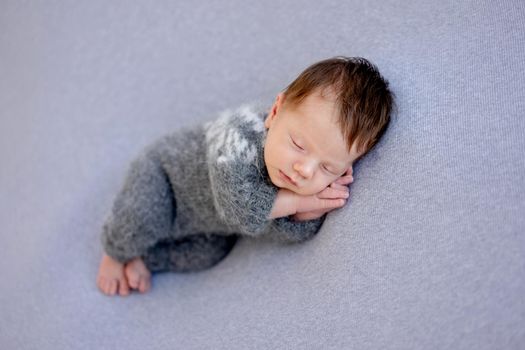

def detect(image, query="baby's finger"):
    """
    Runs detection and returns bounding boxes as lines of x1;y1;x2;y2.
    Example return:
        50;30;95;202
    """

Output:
317;186;349;199
335;175;354;185
329;182;349;192
319;198;346;210
293;210;325;221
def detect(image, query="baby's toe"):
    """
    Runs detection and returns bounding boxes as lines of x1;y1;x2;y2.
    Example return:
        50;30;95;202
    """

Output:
101;278;111;295
138;277;145;293
118;278;130;296
109;280;118;295
127;273;139;289
138;277;150;294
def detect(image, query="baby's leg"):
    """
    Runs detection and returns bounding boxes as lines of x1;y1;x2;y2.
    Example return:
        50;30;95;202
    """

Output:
101;141;176;264
98;140;176;296
142;233;239;273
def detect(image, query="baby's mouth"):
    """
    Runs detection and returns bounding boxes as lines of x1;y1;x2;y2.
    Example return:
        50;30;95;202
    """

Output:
279;169;298;186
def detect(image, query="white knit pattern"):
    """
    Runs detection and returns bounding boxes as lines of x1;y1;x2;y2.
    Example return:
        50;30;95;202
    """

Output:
204;104;264;164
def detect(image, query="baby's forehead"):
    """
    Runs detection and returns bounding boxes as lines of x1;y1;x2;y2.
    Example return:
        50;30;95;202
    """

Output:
287;110;342;139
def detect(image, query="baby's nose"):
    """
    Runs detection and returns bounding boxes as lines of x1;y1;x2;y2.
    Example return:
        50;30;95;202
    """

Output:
294;163;314;179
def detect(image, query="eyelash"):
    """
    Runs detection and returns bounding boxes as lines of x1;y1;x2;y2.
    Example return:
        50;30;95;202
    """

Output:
291;138;304;151
290;137;334;175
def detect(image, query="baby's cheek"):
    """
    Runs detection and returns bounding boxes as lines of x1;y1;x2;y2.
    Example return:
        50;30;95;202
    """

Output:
328;175;341;186
315;180;332;194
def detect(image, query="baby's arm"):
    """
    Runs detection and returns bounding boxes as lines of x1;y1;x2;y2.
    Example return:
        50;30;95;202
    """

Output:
268;189;298;219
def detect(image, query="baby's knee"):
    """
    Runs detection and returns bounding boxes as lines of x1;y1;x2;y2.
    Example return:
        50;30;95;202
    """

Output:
144;234;239;273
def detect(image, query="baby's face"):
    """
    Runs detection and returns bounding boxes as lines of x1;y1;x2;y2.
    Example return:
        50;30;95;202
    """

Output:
264;90;363;196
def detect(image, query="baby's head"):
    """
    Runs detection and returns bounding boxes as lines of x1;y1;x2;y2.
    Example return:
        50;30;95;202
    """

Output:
264;56;395;195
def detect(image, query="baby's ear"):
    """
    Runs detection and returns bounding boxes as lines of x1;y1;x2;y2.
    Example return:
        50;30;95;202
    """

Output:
264;113;273;128
264;92;284;129
264;102;279;128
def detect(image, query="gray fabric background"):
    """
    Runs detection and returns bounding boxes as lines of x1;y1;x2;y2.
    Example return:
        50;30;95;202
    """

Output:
1;1;524;349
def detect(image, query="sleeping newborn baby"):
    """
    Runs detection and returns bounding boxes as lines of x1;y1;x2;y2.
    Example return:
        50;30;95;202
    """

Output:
96;56;395;296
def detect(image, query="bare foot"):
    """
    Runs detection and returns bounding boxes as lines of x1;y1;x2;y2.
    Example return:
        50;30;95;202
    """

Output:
97;253;130;296
124;257;151;294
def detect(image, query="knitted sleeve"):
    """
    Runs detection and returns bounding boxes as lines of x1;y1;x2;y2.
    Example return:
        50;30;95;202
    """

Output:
263;214;326;244
208;160;278;235
205;105;279;236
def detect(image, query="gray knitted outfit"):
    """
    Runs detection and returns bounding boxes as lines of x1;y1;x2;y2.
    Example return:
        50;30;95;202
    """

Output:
101;104;326;273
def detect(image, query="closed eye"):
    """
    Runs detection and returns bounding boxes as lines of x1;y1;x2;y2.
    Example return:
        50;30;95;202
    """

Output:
291;136;338;175
322;165;335;175
291;137;304;150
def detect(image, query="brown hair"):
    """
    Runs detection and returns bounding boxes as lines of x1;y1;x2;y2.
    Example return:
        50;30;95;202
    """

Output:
282;56;396;156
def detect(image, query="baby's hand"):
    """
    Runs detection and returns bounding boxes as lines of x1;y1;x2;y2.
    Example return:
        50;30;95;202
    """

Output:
292;167;354;221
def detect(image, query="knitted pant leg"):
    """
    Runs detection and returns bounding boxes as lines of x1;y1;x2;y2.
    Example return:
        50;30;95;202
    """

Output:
142;233;239;273
101;143;176;263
